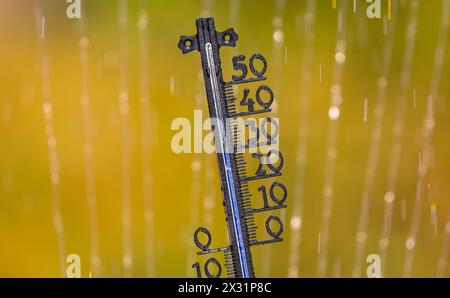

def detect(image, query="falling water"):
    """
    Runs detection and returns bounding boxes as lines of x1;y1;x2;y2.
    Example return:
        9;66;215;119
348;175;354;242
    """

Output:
34;1;66;277
118;0;133;277
316;0;349;278
268;0;285;117
78;3;101;277
403;0;450;277
203;153;216;228
227;0;240;66
230;0;240;28
351;1;399;278
436;214;450;277
1;0;448;279
185;91;203;277
288;0;317;278
202;0;213;17
138;0;156;277
260;0;285;277
375;0;419;277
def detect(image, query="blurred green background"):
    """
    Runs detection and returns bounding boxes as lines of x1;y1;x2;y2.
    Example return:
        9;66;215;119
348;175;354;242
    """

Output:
0;0;449;277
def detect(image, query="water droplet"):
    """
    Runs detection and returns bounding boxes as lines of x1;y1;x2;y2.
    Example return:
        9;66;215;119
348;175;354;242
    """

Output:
335;51;346;64
273;30;284;43
290;216;302;231
384;191;395;204
138;12;148;29
191;160;201;172
329;106;340;120
80;36;89;48
356;232;367;243
405;238;415;250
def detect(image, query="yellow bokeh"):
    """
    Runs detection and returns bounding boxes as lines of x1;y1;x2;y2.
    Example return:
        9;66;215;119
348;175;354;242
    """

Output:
0;0;449;277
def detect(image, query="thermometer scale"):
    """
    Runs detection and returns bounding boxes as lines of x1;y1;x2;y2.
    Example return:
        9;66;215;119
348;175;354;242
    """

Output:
178;18;287;278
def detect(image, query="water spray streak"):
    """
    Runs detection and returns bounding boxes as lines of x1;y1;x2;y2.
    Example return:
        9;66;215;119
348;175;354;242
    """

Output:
230;0;240;29
186;80;204;277
138;0;156;277
403;0;450;277
269;0;285;128
260;0;285;277
436;213;450;277
34;1;66;277
317;0;348;278
351;2;399;278
227;0;240;62
78;6;101;277
375;0;419;277
118;0;133;277
288;0;316;278
203;154;216;228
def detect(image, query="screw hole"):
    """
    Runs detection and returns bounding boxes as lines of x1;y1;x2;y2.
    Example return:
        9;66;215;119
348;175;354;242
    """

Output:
223;34;232;44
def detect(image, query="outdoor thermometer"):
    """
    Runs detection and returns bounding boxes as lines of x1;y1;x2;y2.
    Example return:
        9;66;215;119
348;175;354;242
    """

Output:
178;17;287;278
